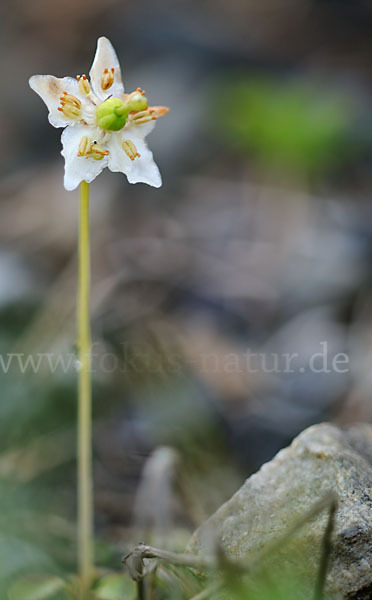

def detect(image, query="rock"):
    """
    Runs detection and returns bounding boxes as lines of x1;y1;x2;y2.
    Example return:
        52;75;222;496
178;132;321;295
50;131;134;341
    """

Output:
188;423;372;599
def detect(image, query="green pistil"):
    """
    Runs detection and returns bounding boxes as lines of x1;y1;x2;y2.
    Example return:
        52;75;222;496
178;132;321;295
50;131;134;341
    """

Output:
96;93;148;131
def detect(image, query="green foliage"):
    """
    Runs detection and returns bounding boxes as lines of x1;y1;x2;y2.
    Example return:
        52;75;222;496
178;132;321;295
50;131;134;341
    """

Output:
216;77;354;177
211;571;314;600
7;575;66;600
92;573;136;600
8;572;137;600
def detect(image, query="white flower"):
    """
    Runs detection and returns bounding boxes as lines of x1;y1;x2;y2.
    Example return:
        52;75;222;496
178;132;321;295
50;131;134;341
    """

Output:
29;37;169;191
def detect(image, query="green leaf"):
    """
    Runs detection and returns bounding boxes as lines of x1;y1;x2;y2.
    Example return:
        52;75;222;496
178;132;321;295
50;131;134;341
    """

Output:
8;575;65;600
216;76;355;177
93;573;136;600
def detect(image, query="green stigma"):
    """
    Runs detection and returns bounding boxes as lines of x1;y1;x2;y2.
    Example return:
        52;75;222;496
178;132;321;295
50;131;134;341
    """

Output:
96;93;149;131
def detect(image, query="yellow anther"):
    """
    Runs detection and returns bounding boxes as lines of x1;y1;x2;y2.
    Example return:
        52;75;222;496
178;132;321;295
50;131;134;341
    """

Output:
58;92;82;119
77;74;91;96
77;136;92;157
130;105;169;126
101;67;115;91
90;142;109;161
122;139;140;161
130;109;154;125
58;104;82;119
61;92;81;108
77;137;108;160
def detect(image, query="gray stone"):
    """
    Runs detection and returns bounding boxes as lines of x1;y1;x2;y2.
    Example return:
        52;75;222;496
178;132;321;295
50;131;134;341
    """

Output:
188;423;372;599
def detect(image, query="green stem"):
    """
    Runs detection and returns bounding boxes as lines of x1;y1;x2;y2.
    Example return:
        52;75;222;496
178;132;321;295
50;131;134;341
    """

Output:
77;180;93;595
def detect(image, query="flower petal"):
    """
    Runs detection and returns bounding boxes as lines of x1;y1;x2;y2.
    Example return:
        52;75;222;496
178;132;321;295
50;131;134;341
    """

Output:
127;105;169;138
89;37;125;101
61;124;108;191
128;118;156;139
107;131;162;188
29;75;87;128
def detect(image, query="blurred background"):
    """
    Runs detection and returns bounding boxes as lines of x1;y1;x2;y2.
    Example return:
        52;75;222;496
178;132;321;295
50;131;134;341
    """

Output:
1;0;372;593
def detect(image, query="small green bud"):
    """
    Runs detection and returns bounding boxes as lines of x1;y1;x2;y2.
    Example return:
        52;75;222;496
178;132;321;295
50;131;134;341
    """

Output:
96;97;127;131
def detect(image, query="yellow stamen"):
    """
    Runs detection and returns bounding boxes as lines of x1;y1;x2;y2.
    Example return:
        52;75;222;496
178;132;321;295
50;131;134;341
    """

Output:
58;91;82;119
122;139;140;161
90;143;109;161
78;136;92;157
101;67;115;91
129;105;170;126
77;74;91;96
130;109;154;125
77;137;109;161
58;105;81;118
61;92;81;108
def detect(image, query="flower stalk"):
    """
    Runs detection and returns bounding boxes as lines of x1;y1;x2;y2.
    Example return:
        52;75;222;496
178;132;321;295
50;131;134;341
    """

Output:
77;180;93;594
28;36;169;595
